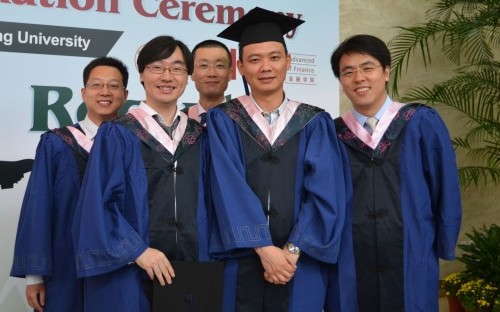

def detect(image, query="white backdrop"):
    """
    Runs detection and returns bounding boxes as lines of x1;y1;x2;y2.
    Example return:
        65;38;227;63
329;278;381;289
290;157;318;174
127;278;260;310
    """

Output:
0;1;339;310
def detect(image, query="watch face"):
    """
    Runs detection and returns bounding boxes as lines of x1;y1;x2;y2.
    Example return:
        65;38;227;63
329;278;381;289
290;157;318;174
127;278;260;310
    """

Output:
286;243;300;254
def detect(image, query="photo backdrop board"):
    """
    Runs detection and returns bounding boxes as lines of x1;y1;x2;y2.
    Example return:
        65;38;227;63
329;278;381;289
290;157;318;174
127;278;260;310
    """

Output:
0;1;339;310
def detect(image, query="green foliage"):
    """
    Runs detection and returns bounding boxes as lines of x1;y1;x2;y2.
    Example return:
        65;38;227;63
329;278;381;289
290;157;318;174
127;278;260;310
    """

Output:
388;0;500;187
443;225;500;311
494;297;500;312
456;278;498;311
457;224;500;285
442;272;468;296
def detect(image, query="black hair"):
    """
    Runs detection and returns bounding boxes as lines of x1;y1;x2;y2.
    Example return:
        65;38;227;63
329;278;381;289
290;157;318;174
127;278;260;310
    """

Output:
192;39;232;67
83;56;129;87
330;34;391;78
136;35;193;75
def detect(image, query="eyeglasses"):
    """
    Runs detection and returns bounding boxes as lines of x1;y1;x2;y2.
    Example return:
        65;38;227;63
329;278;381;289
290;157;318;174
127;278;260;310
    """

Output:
195;63;228;72
146;65;188;76
340;65;383;78
85;81;125;91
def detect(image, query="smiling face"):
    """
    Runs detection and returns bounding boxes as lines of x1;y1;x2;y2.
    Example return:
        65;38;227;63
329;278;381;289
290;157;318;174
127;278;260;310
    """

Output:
140;46;189;110
237;41;290;100
338;52;390;116
81;65;128;124
191;46;232;105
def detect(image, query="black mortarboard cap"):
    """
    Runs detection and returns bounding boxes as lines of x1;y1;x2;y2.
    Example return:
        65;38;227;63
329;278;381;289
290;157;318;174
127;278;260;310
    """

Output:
218;7;304;48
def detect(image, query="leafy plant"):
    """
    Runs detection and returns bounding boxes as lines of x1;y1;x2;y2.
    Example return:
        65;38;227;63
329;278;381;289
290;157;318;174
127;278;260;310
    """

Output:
456;278;498;311
388;0;500;187
495;297;500;312
457;224;500;285
442;224;500;311
442;272;469;297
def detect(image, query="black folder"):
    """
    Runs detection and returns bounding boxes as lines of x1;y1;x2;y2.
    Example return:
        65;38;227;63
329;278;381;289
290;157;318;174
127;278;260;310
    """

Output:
152;261;224;312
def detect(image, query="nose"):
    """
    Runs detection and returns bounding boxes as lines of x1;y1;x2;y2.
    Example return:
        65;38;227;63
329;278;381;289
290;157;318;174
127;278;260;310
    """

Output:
353;69;366;81
260;58;272;71
99;84;112;94
207;65;217;72
206;65;217;76
160;70;174;80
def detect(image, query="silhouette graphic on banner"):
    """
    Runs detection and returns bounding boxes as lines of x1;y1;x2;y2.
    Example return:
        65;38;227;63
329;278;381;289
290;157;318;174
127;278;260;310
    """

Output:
0;159;34;189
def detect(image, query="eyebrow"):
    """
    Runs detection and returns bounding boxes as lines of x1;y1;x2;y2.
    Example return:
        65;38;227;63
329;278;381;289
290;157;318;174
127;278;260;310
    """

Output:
172;60;186;66
195;58;227;63
153;59;186;66
247;50;283;58
341;60;377;70
88;78;121;82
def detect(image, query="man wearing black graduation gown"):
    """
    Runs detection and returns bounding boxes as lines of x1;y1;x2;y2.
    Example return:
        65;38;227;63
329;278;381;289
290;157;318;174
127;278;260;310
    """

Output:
329;34;462;312
184;39;233;125
208;7;350;312
72;36;212;312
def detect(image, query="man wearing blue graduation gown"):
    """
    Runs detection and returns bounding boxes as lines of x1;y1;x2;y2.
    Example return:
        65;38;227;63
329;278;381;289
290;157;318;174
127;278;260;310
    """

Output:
10;57;129;312
72;36;211;312
330;34;462;312
209;7;349;312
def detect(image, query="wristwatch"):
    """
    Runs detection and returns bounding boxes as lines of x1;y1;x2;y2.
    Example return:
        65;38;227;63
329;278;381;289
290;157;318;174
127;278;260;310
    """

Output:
284;242;301;255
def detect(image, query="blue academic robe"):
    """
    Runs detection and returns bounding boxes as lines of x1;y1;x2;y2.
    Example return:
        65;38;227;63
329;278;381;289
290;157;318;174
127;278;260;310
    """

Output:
207;98;350;312
334;104;462;312
11;127;87;311
324;151;358;312
72;114;210;312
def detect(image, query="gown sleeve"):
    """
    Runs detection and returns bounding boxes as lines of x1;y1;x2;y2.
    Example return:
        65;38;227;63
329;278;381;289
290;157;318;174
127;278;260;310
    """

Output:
11;133;57;277
206;108;273;253
287;113;348;264
72;123;148;277
419;109;462;260
197;132;220;261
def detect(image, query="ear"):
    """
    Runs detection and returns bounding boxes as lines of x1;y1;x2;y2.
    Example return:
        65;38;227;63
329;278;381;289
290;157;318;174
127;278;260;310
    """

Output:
286;53;292;69
81;87;86;102
237;59;244;76
384;66;390;82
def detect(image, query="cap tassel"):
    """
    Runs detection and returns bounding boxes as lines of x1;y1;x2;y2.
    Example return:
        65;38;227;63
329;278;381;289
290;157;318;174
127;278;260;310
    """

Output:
242;76;250;95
